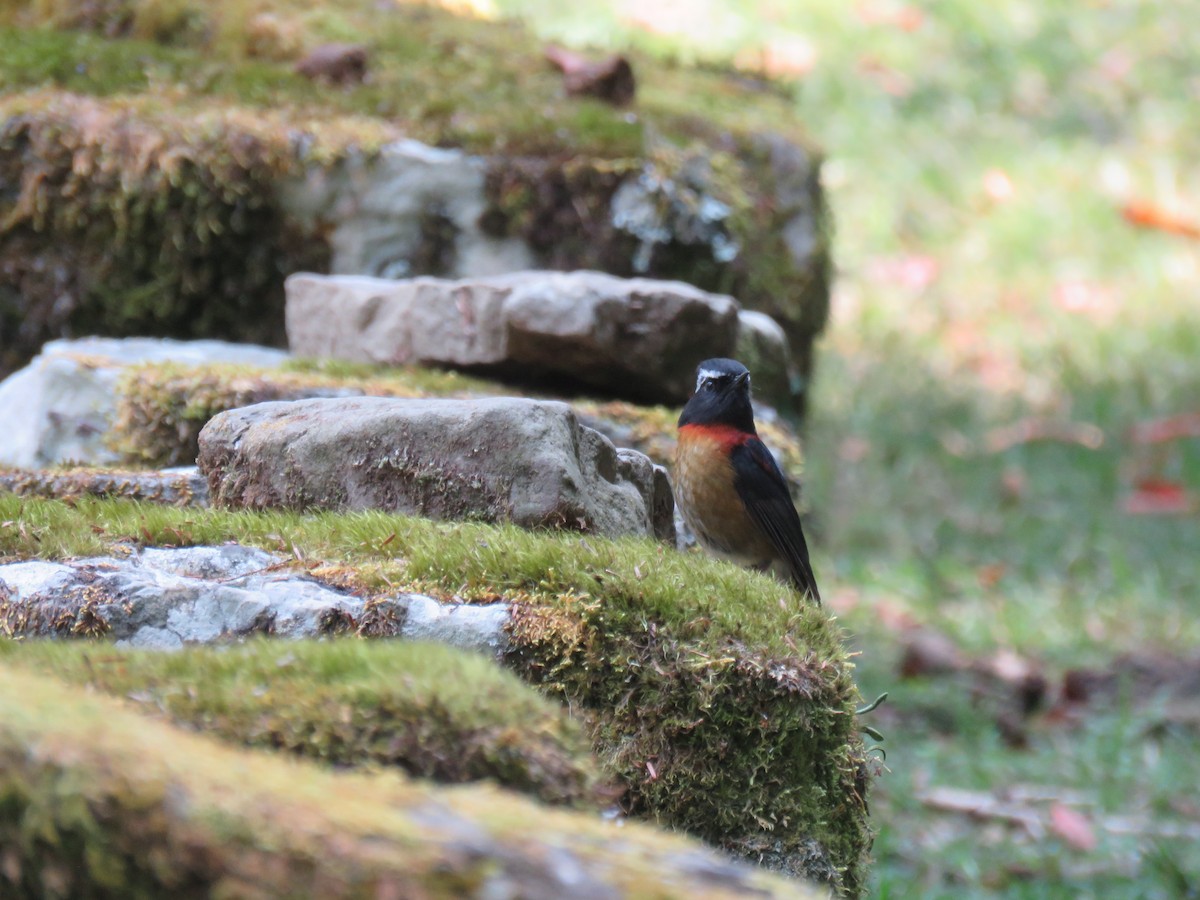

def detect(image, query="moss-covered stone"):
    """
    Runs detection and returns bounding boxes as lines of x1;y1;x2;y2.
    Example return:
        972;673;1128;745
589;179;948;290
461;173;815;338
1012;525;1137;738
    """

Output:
506;589;871;894
0;639;609;808
0;465;207;505
107;360;809;490
0;92;333;374
108;360;482;467
0;0;830;404
0;495;872;893
0;659;823;898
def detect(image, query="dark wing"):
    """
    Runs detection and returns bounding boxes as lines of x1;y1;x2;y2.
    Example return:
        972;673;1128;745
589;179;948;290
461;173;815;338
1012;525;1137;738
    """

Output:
730;438;821;604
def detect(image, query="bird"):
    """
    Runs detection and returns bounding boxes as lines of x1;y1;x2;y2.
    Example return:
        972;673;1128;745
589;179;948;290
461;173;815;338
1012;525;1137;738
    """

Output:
673;358;820;604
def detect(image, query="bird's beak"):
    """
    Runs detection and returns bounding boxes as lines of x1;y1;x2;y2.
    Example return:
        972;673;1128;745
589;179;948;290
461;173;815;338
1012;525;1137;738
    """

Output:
735;372;750;389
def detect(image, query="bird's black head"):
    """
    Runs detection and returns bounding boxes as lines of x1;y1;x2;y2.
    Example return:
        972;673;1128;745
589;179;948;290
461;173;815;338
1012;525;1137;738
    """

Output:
678;358;756;433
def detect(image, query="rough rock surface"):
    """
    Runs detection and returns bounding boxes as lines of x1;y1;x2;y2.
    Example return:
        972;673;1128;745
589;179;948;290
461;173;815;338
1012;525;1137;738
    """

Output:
281;140;536;281
0;544;510;652
285;270;788;405
0;338;288;469
0;466;209;506
198;396;676;541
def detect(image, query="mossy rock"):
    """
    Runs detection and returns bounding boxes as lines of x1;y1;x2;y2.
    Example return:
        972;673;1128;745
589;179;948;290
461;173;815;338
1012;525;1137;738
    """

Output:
0;2;830;403
0;494;872;894
0;639;609;808
0;658;824;898
107;359;808;492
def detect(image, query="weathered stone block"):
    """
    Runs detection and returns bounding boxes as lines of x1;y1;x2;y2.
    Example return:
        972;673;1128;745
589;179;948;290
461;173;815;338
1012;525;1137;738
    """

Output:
286;270;789;405
198;396;676;541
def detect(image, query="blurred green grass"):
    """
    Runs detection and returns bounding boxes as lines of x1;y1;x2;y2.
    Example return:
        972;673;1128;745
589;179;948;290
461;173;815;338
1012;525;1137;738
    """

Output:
489;0;1200;895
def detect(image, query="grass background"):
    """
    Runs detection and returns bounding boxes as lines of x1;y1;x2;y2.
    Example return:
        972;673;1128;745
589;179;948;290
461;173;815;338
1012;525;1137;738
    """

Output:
481;0;1200;896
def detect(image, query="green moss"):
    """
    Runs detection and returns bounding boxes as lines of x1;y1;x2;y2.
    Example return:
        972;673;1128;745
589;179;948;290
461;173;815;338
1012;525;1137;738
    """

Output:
0;91;331;372
0;466;206;506
0;661;819;897
0;494;872;892
0;639;608;807
106;361;806;488
109;360;489;467
0;0;830;387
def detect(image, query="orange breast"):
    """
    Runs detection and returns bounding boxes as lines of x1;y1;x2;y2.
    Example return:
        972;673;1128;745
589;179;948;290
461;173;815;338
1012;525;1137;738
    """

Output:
674;426;775;565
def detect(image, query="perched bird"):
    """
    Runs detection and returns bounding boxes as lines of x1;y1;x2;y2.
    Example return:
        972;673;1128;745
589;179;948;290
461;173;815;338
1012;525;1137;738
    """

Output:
673;358;820;603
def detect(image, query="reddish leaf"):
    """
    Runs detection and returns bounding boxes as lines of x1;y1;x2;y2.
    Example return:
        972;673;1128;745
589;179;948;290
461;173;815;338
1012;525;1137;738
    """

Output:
976;563;1007;589
985;418;1104;452
1050;803;1097;852
1121;201;1200;239
1129;413;1200;445
1122;480;1196;515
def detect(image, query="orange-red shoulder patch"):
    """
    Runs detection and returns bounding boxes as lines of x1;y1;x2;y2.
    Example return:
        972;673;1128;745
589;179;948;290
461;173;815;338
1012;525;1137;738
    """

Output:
678;423;754;453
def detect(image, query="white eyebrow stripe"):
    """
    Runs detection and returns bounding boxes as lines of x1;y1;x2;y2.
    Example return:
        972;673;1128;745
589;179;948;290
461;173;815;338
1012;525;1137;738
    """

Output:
698;368;724;383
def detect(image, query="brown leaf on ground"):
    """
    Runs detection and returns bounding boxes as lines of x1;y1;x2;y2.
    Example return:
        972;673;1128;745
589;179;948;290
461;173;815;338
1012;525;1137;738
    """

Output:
294;43;369;85
544;46;636;106
1128;413;1200;445
898;629;1047;744
898;628;964;678
1121;200;1200;239
1060;653;1200;708
1121;479;1196;515
985;418;1104;453
1049;803;1097;851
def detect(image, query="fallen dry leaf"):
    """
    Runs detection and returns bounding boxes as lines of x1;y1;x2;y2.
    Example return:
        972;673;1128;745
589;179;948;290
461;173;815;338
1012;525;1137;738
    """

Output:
985;418;1104;453
294;43;368;86
1128;412;1200;445
1121;479;1196;515
1121;200;1200;239
544;45;636;106
898;628;964;678
1049;803;1097;852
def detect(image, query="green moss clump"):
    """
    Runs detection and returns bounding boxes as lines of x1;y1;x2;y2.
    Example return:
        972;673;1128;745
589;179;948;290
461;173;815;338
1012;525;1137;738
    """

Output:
107;360;805;481
480;138;832;374
0;495;871;893
0;92;333;373
1;639;609;807
0;0;831;393
109;360;489;467
0;466;207;506
0;660;821;898
506;587;870;894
